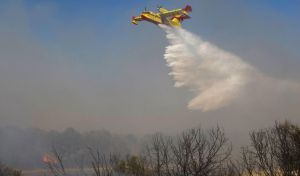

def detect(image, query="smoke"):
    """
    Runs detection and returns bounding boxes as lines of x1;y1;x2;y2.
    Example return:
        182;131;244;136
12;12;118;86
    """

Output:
161;25;300;111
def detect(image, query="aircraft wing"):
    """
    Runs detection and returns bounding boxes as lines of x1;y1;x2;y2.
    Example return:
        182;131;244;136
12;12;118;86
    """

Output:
160;9;186;18
160;5;192;18
158;7;169;13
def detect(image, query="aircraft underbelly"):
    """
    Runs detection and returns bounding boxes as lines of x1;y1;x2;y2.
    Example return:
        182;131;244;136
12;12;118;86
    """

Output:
141;14;162;24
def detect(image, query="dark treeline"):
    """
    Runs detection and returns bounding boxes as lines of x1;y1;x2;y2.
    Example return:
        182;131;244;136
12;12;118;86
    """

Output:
44;121;300;176
0;127;138;169
138;121;299;176
1;120;300;176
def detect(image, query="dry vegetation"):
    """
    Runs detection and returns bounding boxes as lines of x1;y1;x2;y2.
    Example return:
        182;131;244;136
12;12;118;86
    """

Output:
2;121;300;176
41;121;300;176
0;162;22;176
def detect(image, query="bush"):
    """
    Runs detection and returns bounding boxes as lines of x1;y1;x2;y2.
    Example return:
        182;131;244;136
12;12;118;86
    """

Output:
0;162;22;176
114;156;149;176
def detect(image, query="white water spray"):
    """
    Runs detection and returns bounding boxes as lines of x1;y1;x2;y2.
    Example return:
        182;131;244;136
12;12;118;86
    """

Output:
161;25;257;111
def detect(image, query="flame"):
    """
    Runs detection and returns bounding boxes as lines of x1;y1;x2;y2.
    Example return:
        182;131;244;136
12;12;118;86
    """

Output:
42;153;57;164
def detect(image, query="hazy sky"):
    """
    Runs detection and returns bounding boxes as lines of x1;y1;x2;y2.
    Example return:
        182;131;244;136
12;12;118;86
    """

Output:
0;0;299;143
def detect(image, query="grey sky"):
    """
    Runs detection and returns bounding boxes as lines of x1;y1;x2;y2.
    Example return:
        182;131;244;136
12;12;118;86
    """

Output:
0;1;299;145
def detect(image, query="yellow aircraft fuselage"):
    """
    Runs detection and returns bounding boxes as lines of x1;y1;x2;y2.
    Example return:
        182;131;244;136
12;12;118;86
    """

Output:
132;5;192;28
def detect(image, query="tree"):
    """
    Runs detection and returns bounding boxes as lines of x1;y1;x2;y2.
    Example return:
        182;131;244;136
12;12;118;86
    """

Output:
274;121;300;176
44;145;67;176
171;127;232;176
114;155;149;176
241;121;300;176
0;162;22;176
87;147;116;176
142;126;232;176
144;133;172;176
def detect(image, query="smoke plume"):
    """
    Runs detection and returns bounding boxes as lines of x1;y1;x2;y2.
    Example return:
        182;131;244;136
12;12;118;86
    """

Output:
161;25;300;111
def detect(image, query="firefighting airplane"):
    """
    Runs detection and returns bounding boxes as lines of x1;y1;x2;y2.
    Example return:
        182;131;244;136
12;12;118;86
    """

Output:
132;5;192;28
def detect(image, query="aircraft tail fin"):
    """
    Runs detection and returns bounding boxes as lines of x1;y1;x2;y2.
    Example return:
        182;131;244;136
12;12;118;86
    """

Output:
183;5;192;13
